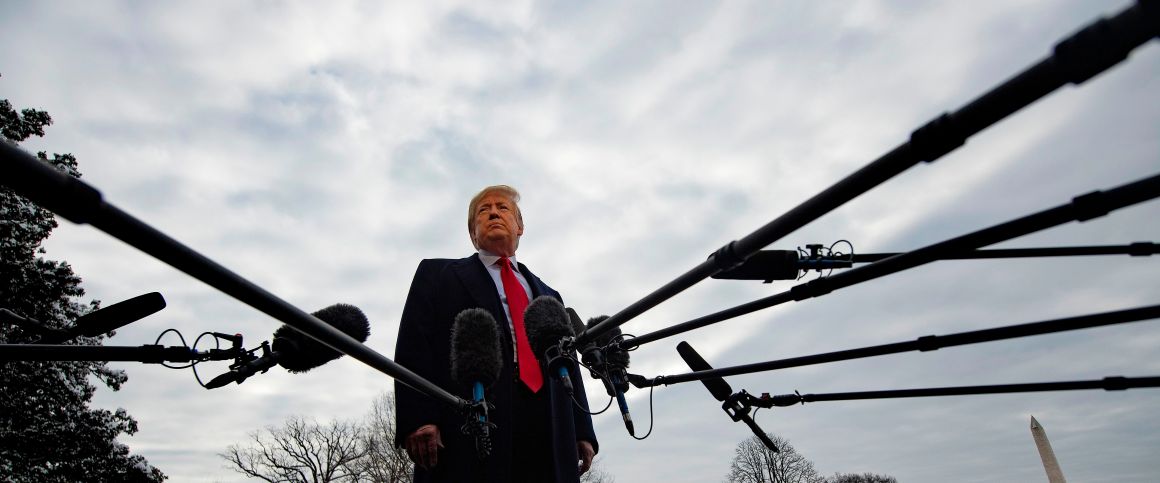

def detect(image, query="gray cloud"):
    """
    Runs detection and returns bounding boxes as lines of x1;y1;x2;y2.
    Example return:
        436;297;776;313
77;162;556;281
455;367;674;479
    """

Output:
3;0;1157;481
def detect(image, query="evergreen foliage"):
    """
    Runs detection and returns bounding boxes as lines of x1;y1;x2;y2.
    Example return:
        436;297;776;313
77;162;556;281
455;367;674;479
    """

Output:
1;83;166;482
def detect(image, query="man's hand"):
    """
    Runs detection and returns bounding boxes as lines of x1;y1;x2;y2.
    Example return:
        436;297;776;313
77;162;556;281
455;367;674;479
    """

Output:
405;424;443;469
577;440;595;475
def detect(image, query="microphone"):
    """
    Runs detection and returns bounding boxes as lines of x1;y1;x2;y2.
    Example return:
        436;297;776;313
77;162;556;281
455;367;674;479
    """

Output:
711;248;854;282
523;296;576;395
571;308;605;378
450;308;503;398
37;292;167;344
677;341;779;452
675;341;733;402
586;315;634;436
274;303;371;373
205;303;370;389
450;308;502;460
567;308;588;344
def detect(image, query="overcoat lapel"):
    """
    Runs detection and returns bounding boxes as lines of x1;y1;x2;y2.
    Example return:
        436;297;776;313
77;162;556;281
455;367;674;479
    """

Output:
517;261;550;300
451;255;504;317
450;255;514;366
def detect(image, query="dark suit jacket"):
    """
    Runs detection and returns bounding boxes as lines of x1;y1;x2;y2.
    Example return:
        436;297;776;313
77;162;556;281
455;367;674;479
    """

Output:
394;254;599;483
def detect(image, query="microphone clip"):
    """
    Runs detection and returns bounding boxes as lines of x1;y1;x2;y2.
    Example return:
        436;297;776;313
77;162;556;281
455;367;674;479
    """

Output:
460;399;496;460
194;332;247;362
726;389;803;410
543;341;576;395
722;390;781;453
203;340;274;389
580;343;606;379
721;390;757;423
626;373;656;389
543;339;572;370
232;341;270;375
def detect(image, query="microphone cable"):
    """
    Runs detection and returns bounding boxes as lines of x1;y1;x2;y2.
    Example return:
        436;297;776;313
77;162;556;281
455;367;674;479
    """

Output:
612;336;658;441
795;239;856;280
154;328;195;369
189;330;226;387
571;363;616;416
627;383;656;441
140;327;248;388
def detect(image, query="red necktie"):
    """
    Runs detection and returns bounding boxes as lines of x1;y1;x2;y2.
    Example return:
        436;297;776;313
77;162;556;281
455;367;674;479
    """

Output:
500;257;542;393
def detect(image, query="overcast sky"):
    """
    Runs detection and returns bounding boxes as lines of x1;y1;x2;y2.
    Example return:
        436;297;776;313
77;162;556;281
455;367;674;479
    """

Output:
2;1;1158;481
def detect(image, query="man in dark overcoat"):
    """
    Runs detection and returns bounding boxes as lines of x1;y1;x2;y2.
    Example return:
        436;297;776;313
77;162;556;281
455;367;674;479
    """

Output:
394;185;598;482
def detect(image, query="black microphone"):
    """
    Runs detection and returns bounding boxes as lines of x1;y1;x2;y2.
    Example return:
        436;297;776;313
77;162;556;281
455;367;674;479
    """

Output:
451;308;503;400
274;303;370;373
711;249;854;282
571;309;605;378
37;292;167;344
587;315;634;436
524;296;576;395
677;341;778;452
205;303;370;389
567;308;588;345
1;308;69;342
676;341;733;401
450;308;502;459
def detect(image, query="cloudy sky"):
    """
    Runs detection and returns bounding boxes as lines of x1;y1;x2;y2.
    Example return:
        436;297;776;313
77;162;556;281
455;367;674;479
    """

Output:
3;1;1158;481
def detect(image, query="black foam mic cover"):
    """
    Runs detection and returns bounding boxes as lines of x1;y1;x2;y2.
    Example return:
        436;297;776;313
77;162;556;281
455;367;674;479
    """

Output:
587;315;629;369
274;303;370;373
524;296;574;357
677;341;733;402
450;308;503;387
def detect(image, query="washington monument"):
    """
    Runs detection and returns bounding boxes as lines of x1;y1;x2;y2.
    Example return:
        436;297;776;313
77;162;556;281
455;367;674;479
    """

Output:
1030;415;1067;483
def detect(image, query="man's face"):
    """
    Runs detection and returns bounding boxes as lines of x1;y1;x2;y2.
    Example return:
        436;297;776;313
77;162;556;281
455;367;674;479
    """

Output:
470;193;523;256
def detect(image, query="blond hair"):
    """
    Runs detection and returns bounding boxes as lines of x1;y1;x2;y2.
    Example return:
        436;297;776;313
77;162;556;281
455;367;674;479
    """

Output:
467;185;523;234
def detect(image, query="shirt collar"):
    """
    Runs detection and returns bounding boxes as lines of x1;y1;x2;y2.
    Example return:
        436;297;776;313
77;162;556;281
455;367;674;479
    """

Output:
477;249;518;268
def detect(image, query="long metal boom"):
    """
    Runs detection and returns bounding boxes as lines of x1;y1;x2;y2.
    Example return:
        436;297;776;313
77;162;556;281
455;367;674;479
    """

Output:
0;141;466;411
579;0;1158;346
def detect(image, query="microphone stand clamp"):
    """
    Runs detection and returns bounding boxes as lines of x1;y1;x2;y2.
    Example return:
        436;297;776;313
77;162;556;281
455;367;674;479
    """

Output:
460;399;496;460
722;390;781;453
543;341;576;395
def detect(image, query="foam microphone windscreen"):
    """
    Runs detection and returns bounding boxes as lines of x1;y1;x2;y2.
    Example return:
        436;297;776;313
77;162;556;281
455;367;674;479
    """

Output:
523;296;574;357
450;308;503;387
586;315;629;368
274;303;371;373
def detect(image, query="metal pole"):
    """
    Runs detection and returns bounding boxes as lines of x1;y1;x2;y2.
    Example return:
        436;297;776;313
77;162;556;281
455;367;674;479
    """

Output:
579;0;1159;345
0;141;466;411
627;174;1160;349
638;304;1160;387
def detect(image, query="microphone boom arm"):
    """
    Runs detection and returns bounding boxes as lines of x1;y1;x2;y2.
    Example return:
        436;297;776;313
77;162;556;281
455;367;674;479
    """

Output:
576;1;1159;346
734;375;1160;407
633;304;1160;388
0;142;468;412
0;343;239;363
627;173;1160;349
713;242;1158;281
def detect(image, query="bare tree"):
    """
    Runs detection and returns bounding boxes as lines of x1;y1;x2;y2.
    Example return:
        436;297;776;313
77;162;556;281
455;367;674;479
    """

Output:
581;456;616;483
725;433;823;483
351;392;413;483
221;390;612;482
825;473;897;483
221;416;367;483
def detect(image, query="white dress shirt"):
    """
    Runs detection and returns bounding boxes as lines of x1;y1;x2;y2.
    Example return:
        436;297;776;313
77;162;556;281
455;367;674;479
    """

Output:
477;249;532;362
